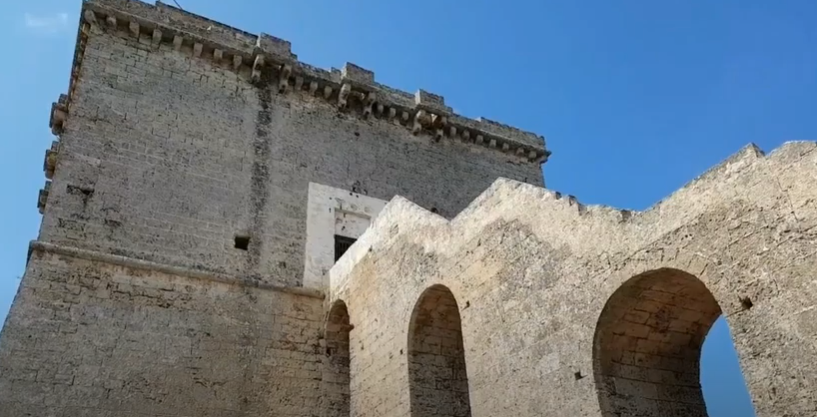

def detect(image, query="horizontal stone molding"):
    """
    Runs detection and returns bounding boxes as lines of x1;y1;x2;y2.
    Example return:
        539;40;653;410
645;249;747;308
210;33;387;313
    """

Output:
27;240;325;299
75;0;549;163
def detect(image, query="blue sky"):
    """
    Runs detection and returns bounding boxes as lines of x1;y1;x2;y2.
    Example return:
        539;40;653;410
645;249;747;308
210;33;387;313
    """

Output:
3;0;817;415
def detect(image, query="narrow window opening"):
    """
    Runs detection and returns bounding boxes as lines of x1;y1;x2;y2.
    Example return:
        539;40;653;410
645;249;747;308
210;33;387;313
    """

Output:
234;235;250;250
334;235;357;262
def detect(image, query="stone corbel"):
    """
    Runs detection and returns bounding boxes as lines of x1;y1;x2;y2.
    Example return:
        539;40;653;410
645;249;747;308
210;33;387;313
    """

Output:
309;81;319;95
232;55;242;70
475;135;484;145
44;141;59;180
173;35;183;51
83;10;98;27
278;64;292;94
375;103;384;117
338;83;352;109
49;95;68;136
251;55;265;83
294;76;304;92
128;21;140;38
362;92;376;118
193;43;203;58
37;181;51;214
323;86;333;100
106;16;117;28
152;29;162;47
527;150;538;161
213;49;223;61
412;110;427;135
461;130;471;143
431;114;446;142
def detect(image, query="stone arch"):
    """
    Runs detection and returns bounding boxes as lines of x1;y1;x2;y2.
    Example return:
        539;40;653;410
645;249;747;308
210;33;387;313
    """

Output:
323;300;351;417
407;284;472;417
593;267;750;417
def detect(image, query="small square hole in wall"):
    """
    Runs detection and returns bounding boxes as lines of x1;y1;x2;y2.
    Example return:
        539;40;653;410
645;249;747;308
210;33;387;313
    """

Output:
234;235;250;250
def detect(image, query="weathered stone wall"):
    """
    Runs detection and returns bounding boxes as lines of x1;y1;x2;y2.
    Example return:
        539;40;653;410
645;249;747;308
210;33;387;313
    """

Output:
40;1;545;289
330;142;817;417
0;248;325;416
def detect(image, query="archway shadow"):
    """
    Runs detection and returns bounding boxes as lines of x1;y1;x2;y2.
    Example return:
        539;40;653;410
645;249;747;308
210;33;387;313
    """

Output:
407;284;472;417
593;268;756;417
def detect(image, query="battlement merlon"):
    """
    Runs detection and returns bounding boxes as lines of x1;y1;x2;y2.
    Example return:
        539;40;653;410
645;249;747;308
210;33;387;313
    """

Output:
77;0;550;162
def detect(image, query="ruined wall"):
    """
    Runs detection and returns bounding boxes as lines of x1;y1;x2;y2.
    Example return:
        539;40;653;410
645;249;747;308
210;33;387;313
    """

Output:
0;249;325;416
330;142;817;417
39;0;546;289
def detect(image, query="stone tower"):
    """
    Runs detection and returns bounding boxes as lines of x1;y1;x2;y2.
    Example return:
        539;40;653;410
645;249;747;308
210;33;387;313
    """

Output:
0;0;546;415
3;1;817;417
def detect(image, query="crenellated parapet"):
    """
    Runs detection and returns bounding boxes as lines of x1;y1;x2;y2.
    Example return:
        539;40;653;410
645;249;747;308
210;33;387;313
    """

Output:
74;0;549;163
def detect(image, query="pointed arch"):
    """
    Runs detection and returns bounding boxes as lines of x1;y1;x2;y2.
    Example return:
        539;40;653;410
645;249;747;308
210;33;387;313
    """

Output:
407;284;472;417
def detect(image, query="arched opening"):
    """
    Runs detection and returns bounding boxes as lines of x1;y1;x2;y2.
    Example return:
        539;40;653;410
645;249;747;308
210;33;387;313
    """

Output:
324;300;351;417
700;316;756;416
408;285;471;417
593;267;754;417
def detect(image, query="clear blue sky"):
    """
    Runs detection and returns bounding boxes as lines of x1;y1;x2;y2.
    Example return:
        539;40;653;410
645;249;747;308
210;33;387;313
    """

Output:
3;1;817;415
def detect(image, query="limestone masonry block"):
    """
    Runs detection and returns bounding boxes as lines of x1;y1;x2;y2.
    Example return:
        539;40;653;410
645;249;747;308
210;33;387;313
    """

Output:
342;62;376;86
256;33;294;60
414;88;452;114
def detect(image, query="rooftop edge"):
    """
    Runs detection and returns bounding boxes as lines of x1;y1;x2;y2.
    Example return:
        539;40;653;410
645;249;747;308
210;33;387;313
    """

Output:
75;0;549;162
